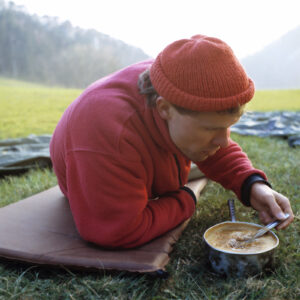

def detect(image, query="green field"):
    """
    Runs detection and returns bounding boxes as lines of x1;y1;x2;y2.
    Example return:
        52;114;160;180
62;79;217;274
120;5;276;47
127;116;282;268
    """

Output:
0;78;82;139
247;89;300;111
0;78;299;299
1;77;300;139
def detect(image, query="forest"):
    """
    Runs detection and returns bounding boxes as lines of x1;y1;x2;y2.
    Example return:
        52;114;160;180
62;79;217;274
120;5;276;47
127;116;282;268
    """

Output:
0;0;150;88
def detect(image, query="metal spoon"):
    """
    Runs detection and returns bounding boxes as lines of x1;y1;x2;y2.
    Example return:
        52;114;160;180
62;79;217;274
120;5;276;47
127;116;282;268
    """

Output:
227;199;290;244
242;213;290;244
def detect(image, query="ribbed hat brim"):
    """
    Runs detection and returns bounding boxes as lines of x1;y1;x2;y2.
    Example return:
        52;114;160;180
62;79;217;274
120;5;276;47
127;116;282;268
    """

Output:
150;53;255;112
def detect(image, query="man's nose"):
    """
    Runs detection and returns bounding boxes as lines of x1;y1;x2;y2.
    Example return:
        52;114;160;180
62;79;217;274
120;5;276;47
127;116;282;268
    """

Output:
212;129;230;148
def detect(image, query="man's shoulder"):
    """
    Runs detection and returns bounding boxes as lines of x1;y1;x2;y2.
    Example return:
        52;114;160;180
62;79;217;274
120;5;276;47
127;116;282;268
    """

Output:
61;59;154;159
87;59;154;90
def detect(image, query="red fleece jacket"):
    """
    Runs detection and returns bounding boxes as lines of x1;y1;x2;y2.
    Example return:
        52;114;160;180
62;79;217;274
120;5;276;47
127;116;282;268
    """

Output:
50;60;267;248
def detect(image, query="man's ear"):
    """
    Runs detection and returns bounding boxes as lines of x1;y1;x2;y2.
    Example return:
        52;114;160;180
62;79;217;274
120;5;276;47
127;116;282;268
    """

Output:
156;97;173;120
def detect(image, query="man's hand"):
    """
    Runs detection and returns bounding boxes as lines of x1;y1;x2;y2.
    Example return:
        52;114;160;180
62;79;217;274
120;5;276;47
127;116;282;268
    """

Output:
250;182;294;230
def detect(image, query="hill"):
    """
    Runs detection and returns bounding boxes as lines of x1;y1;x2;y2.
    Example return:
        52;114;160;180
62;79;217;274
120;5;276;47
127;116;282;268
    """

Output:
241;25;300;89
0;1;150;88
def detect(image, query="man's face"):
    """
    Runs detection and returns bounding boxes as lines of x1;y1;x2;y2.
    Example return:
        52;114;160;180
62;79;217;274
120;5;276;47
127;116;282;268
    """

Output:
156;98;243;162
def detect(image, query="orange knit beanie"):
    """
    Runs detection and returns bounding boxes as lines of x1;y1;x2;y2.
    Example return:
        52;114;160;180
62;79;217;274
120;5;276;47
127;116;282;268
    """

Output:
150;35;255;111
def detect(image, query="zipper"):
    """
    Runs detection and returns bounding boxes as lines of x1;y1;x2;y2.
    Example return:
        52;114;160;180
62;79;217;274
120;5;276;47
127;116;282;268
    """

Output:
173;154;182;186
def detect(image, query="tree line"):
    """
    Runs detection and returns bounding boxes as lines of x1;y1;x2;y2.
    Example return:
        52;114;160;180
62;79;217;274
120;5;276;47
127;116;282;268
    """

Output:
0;1;149;88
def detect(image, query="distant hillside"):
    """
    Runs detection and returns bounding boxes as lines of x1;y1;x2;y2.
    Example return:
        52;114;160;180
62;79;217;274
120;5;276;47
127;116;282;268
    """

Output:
0;1;150;88
241;26;300;89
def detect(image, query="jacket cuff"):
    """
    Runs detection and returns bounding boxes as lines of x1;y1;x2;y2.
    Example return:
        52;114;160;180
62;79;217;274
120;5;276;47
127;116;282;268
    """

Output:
180;186;197;204
241;174;272;207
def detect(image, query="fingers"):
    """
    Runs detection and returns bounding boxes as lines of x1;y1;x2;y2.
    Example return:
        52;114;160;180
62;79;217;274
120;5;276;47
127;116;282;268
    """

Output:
273;191;294;229
266;194;286;220
258;211;273;225
250;183;294;230
262;191;294;230
277;215;294;230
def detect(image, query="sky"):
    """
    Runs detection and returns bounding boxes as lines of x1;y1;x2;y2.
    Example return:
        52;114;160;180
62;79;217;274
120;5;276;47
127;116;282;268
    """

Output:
11;0;300;59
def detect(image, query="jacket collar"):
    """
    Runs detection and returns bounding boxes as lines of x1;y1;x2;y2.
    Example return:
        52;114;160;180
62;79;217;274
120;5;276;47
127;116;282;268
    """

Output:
143;105;185;158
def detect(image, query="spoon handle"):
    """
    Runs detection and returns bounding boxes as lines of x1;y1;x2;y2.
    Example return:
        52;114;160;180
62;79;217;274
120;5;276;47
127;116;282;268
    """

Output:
251;213;290;241
253;213;290;239
227;199;236;222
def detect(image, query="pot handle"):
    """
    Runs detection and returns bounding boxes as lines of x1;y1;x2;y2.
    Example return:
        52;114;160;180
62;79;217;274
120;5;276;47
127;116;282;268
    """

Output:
227;199;236;222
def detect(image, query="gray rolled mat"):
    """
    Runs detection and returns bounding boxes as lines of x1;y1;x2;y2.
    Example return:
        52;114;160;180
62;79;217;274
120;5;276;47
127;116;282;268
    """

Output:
1;111;299;176
0;134;51;175
231;111;300;147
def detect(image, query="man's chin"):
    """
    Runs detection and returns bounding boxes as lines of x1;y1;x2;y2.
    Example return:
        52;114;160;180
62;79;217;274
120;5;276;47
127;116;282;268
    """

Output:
193;149;219;162
186;153;208;162
196;155;209;162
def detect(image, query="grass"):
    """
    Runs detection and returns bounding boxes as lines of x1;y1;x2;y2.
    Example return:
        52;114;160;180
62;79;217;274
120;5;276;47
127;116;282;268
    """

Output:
1;78;300;139
247;89;300;111
0;78;299;299
0;77;82;139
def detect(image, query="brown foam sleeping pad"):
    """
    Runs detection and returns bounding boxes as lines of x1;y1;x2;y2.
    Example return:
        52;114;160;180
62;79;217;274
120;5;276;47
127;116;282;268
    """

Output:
0;178;207;274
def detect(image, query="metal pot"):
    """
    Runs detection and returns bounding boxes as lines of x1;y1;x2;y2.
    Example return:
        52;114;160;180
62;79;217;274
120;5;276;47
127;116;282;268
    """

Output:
203;199;279;277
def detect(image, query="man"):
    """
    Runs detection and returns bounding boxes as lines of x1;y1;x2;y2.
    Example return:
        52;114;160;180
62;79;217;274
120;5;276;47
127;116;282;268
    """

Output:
50;35;294;249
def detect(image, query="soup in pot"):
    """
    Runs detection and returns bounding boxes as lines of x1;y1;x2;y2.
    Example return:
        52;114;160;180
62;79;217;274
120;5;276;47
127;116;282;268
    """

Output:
204;222;278;254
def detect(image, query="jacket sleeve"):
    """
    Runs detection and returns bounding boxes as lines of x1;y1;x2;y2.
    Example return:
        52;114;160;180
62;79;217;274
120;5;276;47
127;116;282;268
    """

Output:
65;150;195;249
195;138;267;200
